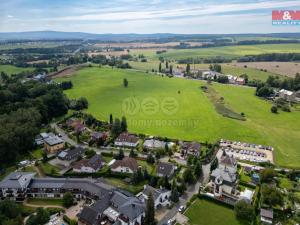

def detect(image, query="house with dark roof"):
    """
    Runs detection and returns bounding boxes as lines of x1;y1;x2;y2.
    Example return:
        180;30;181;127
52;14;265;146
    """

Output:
66;119;86;133
90;131;107;142
209;154;239;202
157;162;176;178
137;185;171;209
180;141;201;158
73;154;105;173
57;147;85;161
114;132;139;148
110;157;139;174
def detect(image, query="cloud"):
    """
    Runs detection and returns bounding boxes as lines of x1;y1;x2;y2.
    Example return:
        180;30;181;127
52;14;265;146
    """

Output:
7;15;14;18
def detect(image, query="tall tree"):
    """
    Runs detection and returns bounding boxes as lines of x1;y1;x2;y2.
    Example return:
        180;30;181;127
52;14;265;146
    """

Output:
145;193;156;225
109;114;113;124
186;63;190;74
120;116;127;132
159;63;162;73
63;192;74;208
111;118;121;137
169;65;173;74
123;78;128;87
166;61;169;68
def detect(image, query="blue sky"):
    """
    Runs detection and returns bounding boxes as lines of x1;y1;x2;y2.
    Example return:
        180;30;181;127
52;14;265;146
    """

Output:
1;0;300;34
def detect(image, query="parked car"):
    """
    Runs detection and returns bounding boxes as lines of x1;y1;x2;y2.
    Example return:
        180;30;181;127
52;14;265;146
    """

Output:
167;218;176;225
178;205;185;213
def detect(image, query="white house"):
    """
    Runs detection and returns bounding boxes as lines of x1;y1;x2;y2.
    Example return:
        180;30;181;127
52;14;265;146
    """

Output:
279;89;296;102
137;185;171;209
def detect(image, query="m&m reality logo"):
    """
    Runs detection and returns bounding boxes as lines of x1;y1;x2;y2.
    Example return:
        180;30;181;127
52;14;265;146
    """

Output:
272;10;300;25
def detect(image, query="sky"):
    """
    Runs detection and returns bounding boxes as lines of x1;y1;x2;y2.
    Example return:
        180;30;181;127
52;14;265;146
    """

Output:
1;0;300;34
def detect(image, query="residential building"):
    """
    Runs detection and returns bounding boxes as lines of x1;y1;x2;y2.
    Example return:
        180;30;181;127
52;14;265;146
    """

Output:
143;139;169;150
110;157;139;174
114;132;139;148
226;74;245;85
44;135;65;153
57;147;85;161
279;89;296;102
137;185;171;209
239;189;254;203
73;154;105;173
0;172;35;201
90;131;107;142
180;141;201;158
209;154;239;202
67;119;86;133
0;172;114;201
157;162;176;178
260;208;273;224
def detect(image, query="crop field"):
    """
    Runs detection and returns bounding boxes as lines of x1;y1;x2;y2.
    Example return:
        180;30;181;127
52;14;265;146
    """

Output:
57;67;300;168
0;65;34;75
228;62;300;77
152;43;300;60
185;199;241;225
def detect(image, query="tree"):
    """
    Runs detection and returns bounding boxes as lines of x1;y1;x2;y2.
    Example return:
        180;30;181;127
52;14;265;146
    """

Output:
166;61;169;68
26;208;50;225
170;186;179;203
159;63;162;73
183;168;195;184
120;116;127;132
144;193;156;225
163;175;171;189
63;192;74;208
42;151;48;163
109;114;113;124
261;184;283;207
123;78;128;87
271;106;278;114
234;200;254;222
194;161;202;178
129;149;136;158
186;63;190;74
115;149;124;160
146;154;155;164
260;168;276;183
111;118;121;137
169;65;173;74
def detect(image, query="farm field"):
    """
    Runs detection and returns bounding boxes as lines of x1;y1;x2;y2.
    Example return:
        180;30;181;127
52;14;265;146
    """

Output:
0;65;34;75
57;67;300;167
228;62;300;77
153;43;300;60
185;199;241;225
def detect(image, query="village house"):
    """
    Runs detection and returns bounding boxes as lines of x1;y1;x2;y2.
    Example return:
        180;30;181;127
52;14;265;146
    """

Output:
67;118;86;133
180;141;201;158
73;154;105;173
44;135;65;153
57;147;85;161
279;89;297;102
114;132;139;148
143;139;174;150
157;162;176;178
137;185;171;209
226;74;245;85
110;157;139;174
90;131;107;142
209;154;239;203
260;208;273;224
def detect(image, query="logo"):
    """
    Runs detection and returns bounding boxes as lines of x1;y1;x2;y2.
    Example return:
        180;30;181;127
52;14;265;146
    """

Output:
161;97;179;115
141;97;159;115
272;10;300;25
122;97;140;115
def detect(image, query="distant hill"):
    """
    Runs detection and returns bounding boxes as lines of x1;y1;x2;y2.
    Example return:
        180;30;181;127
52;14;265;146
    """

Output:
0;31;299;42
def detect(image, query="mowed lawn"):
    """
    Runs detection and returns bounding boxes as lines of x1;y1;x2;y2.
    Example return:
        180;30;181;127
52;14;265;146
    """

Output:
57;67;300;167
185;199;241;225
157;43;300;60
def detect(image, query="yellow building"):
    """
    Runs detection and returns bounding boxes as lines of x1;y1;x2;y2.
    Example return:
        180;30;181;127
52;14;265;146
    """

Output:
44;136;65;153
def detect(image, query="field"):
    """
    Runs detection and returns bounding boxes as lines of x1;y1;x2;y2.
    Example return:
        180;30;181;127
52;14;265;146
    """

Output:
56;67;300;167
185;199;241;225
134;43;300;60
0;65;34;75
228;62;300;77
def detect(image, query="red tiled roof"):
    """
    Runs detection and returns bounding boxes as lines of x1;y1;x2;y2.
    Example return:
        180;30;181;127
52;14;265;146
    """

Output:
111;157;138;172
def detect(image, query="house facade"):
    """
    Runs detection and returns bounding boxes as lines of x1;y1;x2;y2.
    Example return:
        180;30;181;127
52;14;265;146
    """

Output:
73;154;105;173
44;135;65;153
157;162;176;178
57;147;85;161
137;185;171;209
279;89;296;102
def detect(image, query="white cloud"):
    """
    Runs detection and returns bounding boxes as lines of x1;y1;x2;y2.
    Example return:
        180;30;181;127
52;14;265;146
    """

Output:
7;15;14;18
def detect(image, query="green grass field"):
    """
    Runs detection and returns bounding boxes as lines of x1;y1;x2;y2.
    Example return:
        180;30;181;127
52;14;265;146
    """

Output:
144;43;300;60
0;65;34;75
57;67;300;167
185;199;241;225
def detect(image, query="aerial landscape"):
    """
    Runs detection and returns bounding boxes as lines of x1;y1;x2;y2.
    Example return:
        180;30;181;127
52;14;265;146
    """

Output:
0;1;300;225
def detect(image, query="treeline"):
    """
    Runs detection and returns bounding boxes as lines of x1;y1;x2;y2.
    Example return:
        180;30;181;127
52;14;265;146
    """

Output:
0;73;70;166
256;73;300;97
238;53;300;62
177;56;231;64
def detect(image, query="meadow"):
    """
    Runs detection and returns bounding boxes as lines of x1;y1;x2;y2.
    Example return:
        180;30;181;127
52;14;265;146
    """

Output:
131;43;300;60
185;199;241;225
57;67;300;168
0;65;34;75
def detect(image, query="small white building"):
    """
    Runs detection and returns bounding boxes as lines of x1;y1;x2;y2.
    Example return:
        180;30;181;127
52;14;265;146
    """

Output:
279;89;296;102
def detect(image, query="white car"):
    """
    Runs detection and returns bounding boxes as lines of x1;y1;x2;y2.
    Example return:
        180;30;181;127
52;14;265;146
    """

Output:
178;205;185;213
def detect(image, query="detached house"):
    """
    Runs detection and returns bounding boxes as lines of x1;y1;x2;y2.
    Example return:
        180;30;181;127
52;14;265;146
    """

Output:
157;162;176;178
44;135;65;153
57;147;85;161
137;185;171;209
180;141;201;158
73;154;105;173
114;132;139;148
279;89;296;102
110;157;139;174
